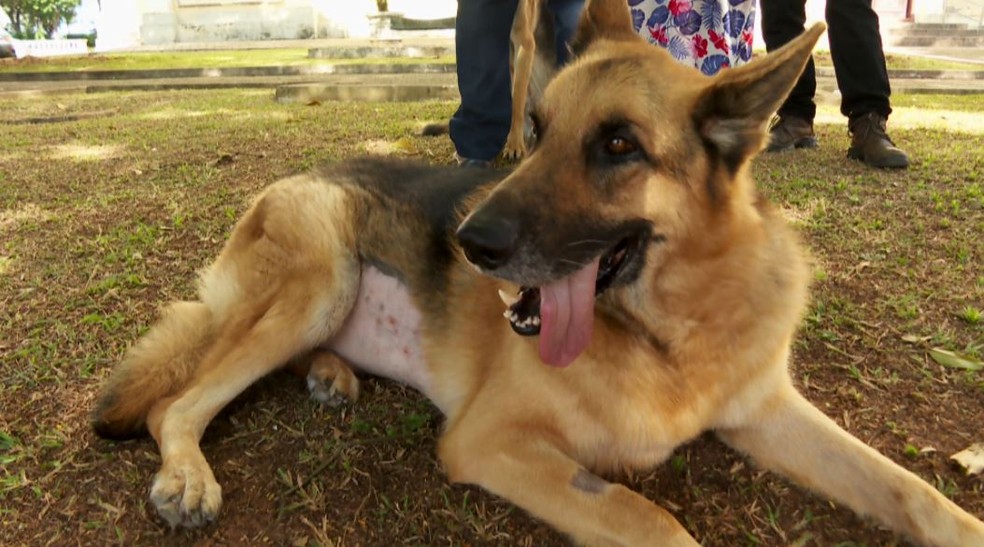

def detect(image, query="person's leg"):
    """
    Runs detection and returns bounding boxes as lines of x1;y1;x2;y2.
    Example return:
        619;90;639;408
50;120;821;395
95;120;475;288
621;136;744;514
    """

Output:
758;0;816;152
825;0;891;120
828;0;907;168
547;0;584;65
450;0;518;163
759;0;815;122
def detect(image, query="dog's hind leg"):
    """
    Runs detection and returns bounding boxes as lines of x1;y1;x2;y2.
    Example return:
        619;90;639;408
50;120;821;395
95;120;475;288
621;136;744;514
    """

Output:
717;381;984;546
146;269;357;528
143;179;361;528
439;418;700;546
291;350;360;407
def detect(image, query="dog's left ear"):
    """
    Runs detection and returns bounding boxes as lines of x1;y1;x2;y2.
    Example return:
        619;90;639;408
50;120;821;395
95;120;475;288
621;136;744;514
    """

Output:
570;0;640;56
693;23;826;172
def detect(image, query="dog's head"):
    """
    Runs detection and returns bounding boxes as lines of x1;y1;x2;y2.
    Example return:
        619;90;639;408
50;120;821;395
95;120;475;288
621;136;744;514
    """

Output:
456;0;824;367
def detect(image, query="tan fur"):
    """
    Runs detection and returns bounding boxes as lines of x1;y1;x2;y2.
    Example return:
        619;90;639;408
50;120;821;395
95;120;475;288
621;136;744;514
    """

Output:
93;0;984;544
502;0;541;160
304;350;361;406
91;301;214;438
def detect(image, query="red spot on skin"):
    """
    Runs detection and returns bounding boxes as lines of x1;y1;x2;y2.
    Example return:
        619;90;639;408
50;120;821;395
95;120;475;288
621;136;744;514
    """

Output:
403;346;410;356
387;316;397;326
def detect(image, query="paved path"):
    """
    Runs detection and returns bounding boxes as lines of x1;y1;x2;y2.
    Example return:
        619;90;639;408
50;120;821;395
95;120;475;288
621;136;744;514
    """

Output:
885;45;984;65
2;69;980;101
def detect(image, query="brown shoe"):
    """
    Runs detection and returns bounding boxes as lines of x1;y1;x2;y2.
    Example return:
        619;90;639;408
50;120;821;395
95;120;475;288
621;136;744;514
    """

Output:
766;115;817;152
847;112;909;169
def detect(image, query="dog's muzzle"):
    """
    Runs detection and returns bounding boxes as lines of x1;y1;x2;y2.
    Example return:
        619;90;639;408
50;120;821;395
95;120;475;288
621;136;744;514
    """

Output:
456;210;520;271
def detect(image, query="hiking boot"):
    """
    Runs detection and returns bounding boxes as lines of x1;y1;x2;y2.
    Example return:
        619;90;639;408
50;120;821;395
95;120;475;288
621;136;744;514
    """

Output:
847;112;909;169
766;115;817;153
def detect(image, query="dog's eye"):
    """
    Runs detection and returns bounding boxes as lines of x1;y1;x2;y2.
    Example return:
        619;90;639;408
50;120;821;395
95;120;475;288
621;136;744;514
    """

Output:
587;121;647;168
605;137;637;156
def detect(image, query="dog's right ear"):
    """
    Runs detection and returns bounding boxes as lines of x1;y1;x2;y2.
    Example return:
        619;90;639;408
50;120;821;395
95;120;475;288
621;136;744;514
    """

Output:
570;0;639;56
692;23;826;173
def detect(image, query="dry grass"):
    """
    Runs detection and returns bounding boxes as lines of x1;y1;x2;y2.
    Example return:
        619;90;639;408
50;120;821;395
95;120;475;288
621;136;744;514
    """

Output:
0;89;981;546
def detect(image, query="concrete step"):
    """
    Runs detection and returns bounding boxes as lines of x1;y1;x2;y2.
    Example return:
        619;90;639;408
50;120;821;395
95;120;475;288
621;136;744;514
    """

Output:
273;75;984;103
0;72;458;97
816;76;984;95
275;83;457;103
890;28;984;37
890;36;984;47
816;67;984;80
886;22;984;47
0;62;456;82
390;16;456;31
2;69;982;99
307;45;454;59
899;22;972;30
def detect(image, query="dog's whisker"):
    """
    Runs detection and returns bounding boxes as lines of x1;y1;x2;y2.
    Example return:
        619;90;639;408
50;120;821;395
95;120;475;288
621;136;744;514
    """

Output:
565;239;607;248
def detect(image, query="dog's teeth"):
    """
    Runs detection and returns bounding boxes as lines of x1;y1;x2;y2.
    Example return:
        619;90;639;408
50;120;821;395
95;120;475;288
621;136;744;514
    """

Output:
503;310;512;319
498;289;520;308
532;316;540;326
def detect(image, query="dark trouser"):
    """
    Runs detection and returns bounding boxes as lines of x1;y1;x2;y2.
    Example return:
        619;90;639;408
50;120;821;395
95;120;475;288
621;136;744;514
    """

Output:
759;0;892;122
450;0;584;162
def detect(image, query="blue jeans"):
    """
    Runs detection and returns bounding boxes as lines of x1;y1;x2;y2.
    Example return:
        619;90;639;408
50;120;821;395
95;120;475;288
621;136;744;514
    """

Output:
450;0;584;162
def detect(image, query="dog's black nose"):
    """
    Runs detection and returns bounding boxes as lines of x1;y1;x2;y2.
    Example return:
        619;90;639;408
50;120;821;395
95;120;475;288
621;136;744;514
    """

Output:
456;213;520;271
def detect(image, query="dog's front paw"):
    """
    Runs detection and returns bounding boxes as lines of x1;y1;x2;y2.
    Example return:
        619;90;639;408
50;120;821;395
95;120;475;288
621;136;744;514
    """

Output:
502;132;527;161
307;351;360;407
150;454;222;528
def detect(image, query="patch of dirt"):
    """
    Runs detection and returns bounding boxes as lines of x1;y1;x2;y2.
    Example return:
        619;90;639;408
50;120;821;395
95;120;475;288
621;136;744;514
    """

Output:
0;90;981;547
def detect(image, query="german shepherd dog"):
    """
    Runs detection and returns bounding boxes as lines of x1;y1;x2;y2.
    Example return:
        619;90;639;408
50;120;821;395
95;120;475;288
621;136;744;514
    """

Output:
92;0;984;544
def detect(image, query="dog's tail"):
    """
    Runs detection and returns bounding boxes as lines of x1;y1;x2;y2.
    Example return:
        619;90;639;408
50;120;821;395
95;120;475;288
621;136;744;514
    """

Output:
92;301;215;440
417;121;450;137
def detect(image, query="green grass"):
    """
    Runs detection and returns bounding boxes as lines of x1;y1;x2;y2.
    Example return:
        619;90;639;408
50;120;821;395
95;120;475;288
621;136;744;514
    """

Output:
0;88;981;546
0;49;455;73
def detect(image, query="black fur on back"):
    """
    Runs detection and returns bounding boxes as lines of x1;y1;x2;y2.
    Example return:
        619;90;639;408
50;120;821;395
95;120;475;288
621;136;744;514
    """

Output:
316;157;508;298
331;157;506;235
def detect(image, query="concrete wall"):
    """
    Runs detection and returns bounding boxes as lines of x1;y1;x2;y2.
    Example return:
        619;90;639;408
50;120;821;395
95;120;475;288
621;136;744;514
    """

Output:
749;0;913;52
95;0;143;51
913;0;984;26
136;0;381;45
95;0;923;49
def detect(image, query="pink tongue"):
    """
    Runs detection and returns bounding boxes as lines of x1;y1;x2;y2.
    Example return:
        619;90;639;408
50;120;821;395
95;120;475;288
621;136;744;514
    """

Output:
537;258;600;367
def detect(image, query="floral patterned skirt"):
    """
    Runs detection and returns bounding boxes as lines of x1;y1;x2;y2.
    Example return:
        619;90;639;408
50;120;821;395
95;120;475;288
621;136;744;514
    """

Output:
629;0;756;75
